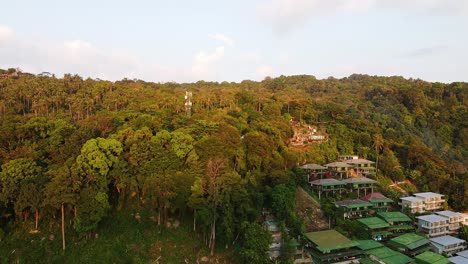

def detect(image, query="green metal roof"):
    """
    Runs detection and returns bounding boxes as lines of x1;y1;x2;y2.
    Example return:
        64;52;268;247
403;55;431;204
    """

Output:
359;257;380;264
388;233;429;250
388;225;414;231
358;217;391;229
304;229;359;252
355;240;384;251
414;251;448;264
334;199;373;209
366;247;415;264
377;212;412;223
310;178;346;186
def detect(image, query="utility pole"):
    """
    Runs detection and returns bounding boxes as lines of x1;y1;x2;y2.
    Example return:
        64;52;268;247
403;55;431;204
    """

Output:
185;91;192;117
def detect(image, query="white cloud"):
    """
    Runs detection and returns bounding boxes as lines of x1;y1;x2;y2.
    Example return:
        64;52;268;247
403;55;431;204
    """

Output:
256;65;274;78
258;0;468;33
210;33;234;47
0;24;14;41
191;46;225;80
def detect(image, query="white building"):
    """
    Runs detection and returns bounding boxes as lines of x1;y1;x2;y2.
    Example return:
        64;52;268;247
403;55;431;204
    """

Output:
436;211;466;235
448;250;468;264
417;214;449;238
399;192;445;214
430;235;466;257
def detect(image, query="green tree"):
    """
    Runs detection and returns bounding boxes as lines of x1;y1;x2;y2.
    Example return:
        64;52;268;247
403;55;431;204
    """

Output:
239;222;271;264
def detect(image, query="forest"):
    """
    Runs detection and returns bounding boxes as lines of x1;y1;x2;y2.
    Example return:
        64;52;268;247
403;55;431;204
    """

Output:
0;68;466;263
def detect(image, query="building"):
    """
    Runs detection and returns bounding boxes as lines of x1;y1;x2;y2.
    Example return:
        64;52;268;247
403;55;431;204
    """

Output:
361;192;394;213
339;155;359;161
414;251;448;264
309;178;346;200
435;211;466;235
342;177;378;196
356;240;384;252
357;217;391;241
334;199;373;219
324;162;353;179
448;250;468;264
303;229;363;264
377;212;414;235
300;163;327;182
399;192;446;214
413;192;445;212
345;159;376;178
430;236;467;257
400;197;425;214
417;215;449;238
364;246;415;264
388;233;431;257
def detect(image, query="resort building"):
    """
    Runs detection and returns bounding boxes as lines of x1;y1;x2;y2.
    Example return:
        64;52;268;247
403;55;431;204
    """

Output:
435;211;466;235
414;251;448;264
334;199;373;219
345;158;376;178
399;192;445;214
309;178;346;200
430;236;467;257
303;229;363;264
377;212;414;235
448;250;468;264
361;192;393;213
324;162;352;179
417;215;449;238
300;163;327;182
342;177;378;196
400;197;425;214
357;217;391;241
388;233;430;257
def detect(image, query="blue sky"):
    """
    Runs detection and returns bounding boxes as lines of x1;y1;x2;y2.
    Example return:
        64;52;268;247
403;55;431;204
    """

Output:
1;0;467;83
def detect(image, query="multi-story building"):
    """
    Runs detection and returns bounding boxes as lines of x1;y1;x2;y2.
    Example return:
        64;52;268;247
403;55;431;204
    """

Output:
435;211;465;235
376;212;414;235
357;217;391;241
345;158;376;178
299;163;327;182
414;192;445;212
334;199;373;219
361;192;393;212
417;215;449;238
399;192;445;214
309;178;346;200
323;162;352;179
430;235;467;257
342;177;378;197
400;196;425;214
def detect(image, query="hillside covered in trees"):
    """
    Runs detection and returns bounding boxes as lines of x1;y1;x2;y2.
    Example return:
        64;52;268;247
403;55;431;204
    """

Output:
0;68;466;262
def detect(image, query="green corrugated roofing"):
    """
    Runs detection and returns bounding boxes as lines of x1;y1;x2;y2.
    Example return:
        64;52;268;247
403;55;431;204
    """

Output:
366;247;414;264
388;233;429;250
377;212;412;223
334;199;373;209
310;178;346;186
414;251;448;264
304;229;359;252
388;225;414;231
356;240;384;251
358;217;390;229
359;257;380;264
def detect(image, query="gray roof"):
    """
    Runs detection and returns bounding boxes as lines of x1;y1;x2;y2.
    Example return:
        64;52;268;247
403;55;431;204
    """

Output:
300;163;327;170
414;192;444;198
342;177;378;184
430;235;466;246
400;196;424;202
417;214;448;223
334;199;373;207
310;178;346;186
345;158;375;164
324;162;353;168
448;256;468;264
457;250;468;258
436;211;463;218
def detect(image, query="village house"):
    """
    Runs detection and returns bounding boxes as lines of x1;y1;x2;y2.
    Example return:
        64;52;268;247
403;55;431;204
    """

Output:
334;199;373;219
435;211;466;235
429;236;467;257
387;233;431;257
417;214;449;238
361;192;393;213
303;229;363;264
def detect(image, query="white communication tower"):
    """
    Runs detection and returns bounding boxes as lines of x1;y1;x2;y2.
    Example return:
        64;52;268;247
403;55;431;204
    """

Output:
184;91;193;117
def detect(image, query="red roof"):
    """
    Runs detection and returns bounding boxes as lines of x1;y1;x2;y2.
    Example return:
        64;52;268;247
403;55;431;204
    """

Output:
361;192;390;201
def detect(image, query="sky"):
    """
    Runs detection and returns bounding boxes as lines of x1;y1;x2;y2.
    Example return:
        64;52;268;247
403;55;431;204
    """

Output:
1;0;467;83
